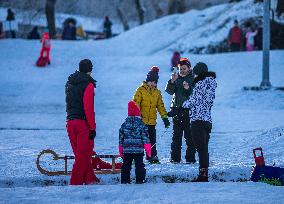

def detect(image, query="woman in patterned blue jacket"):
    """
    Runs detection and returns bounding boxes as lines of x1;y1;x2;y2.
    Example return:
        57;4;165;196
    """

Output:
119;100;151;184
183;62;217;182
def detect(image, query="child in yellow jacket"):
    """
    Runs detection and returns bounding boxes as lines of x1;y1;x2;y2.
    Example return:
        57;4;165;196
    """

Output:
133;66;170;164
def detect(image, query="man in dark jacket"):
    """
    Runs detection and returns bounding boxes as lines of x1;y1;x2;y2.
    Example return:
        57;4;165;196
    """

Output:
165;58;196;163
62;22;76;40
65;59;99;185
103;16;112;38
6;8;16;38
183;62;217;182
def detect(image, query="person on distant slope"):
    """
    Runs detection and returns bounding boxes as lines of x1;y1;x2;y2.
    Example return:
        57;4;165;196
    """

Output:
6;8;16;38
228;20;243;52
171;51;181;70
165;58;196;164
183;62;217;182
28;26;40;40
62;21;76;40
39;32;51;65
133;66;170;164
65;59;100;185
119;100;151;184
103;16;112;39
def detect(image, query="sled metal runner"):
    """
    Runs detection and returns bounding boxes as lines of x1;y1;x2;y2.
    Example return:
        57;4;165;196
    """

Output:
36;149;121;176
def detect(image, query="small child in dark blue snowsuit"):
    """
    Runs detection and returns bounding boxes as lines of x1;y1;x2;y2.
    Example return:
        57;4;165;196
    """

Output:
119;100;151;184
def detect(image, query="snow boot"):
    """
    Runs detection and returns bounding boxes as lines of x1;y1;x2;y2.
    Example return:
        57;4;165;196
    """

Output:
192;168;208;182
149;155;160;164
185;161;196;164
170;159;180;164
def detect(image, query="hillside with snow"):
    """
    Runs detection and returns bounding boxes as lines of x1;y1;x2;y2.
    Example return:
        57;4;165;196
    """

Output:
0;0;284;203
0;7;127;34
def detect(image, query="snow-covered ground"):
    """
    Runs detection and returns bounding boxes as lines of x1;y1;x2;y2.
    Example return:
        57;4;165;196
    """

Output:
1;0;284;203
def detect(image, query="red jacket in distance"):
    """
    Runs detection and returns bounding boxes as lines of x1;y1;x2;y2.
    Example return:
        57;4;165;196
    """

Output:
171;52;181;68
41;32;51;49
229;26;242;44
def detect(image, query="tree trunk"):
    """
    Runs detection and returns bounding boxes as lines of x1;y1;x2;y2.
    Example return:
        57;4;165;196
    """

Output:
45;0;56;38
116;5;129;31
135;0;145;25
151;0;163;19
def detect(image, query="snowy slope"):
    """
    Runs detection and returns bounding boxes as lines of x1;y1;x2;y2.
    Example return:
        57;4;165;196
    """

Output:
0;7;126;33
0;45;283;202
3;1;263;55
1;182;284;204
99;0;265;56
0;39;283;185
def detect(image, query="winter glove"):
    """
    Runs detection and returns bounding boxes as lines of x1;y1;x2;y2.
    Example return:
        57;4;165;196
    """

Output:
144;143;152;158
89;130;96;140
118;146;124;158
167;107;178;117
162;117;170;128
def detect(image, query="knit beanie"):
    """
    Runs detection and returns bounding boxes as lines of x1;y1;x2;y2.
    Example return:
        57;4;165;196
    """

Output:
79;59;93;73
146;66;159;83
128;100;141;116
193;62;208;76
178;58;191;68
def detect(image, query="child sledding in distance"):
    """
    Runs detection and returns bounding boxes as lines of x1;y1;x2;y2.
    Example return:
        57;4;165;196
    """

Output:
36;32;51;67
40;32;51;64
119;100;151;184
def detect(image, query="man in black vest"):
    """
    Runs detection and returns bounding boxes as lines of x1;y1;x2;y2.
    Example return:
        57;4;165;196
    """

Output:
65;59;99;185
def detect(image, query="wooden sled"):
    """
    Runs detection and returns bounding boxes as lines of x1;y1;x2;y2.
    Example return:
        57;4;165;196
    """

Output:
36;149;122;176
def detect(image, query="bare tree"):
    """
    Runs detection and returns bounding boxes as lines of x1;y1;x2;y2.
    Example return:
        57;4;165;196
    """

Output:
135;0;145;25
116;0;130;31
151;0;163;19
45;0;56;38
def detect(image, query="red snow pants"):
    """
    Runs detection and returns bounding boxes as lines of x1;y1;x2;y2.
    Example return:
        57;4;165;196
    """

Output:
40;47;50;63
66;119;99;185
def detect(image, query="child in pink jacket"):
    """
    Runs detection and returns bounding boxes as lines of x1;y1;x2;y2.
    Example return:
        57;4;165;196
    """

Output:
245;28;258;51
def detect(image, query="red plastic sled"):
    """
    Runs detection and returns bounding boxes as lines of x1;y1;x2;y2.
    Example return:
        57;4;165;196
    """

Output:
36;56;48;67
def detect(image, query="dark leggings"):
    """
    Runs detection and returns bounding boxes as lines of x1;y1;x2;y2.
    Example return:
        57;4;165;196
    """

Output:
121;153;145;184
190;120;212;168
147;125;157;159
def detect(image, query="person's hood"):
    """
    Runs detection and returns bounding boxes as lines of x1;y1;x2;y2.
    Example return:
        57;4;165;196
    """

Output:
193;71;216;85
124;116;143;130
